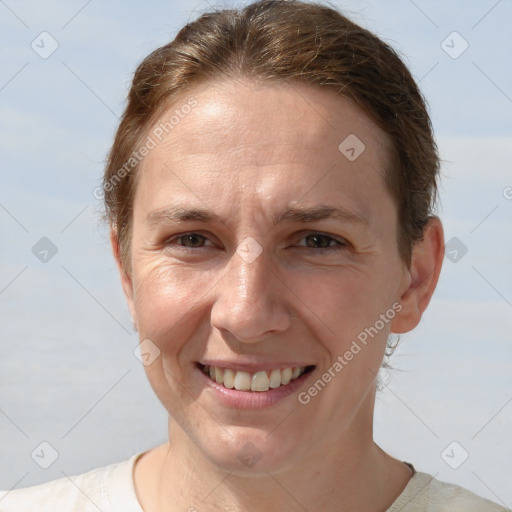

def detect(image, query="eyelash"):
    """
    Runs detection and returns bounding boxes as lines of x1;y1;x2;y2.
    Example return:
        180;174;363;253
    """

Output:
165;232;347;253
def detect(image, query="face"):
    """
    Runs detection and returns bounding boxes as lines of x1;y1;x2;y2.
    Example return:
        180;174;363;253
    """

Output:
118;78;416;474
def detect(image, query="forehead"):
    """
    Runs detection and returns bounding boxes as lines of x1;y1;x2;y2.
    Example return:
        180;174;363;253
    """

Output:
148;78;389;166
135;78;395;231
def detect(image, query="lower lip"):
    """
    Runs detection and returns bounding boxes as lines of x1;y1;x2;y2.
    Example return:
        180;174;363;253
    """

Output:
196;365;315;409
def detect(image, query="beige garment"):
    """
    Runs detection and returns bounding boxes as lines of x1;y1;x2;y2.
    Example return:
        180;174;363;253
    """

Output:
0;454;509;511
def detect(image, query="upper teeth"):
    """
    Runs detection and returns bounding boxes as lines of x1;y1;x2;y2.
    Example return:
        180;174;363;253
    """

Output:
203;365;307;392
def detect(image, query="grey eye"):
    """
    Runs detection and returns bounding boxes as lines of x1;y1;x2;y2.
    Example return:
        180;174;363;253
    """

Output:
178;234;208;247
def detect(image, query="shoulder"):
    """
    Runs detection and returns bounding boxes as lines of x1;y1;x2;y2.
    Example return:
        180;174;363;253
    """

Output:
388;469;510;512
0;452;145;512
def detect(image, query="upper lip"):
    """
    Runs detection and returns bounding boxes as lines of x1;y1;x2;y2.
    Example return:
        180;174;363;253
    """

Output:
198;361;315;372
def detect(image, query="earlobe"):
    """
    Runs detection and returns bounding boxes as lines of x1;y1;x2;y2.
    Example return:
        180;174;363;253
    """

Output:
390;216;445;334
110;229;138;328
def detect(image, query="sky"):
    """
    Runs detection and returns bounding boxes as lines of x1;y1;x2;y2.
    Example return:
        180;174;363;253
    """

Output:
0;0;511;507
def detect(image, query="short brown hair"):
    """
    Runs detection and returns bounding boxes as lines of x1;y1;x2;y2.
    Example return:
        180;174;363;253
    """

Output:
103;0;439;272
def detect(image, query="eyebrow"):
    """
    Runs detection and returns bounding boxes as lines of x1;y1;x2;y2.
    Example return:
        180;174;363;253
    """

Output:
147;204;371;231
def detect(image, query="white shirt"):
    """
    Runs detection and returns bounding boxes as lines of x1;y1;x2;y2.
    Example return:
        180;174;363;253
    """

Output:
0;453;508;511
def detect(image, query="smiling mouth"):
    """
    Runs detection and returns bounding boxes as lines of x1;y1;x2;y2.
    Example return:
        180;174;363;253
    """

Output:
197;363;316;392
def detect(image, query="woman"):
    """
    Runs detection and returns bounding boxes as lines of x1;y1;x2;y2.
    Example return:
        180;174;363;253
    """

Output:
0;1;508;510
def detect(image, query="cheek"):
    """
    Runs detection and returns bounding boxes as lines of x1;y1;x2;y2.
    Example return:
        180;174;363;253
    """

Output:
293;266;391;338
132;259;215;358
132;261;215;413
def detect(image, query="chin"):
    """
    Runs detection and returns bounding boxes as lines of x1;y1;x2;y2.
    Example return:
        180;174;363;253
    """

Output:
196;426;303;476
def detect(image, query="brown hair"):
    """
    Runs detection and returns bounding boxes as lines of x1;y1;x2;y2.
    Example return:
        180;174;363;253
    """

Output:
103;0;439;273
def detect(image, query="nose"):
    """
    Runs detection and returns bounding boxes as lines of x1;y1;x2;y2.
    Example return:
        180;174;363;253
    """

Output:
210;246;292;343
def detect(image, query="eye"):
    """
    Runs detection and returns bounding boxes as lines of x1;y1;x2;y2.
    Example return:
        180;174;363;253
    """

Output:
165;233;214;249
296;233;347;252
164;231;348;253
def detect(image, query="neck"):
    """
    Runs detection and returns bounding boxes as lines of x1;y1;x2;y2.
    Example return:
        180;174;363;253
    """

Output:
134;391;413;512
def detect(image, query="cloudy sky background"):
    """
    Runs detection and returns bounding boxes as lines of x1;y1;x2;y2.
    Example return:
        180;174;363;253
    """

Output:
0;0;511;507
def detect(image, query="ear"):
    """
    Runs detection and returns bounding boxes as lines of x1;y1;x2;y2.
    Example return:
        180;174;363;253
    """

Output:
390;216;445;334
110;229;138;330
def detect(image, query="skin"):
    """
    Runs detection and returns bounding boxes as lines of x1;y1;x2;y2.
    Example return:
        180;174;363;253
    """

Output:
111;77;444;512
